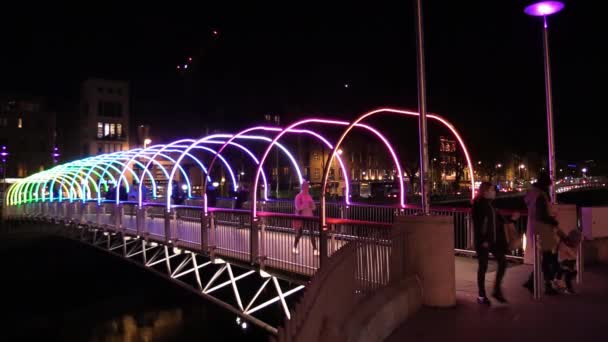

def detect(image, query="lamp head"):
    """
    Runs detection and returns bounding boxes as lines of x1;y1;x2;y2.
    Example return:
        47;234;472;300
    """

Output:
524;1;565;17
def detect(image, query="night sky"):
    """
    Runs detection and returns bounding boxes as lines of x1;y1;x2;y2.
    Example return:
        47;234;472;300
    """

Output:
0;1;604;162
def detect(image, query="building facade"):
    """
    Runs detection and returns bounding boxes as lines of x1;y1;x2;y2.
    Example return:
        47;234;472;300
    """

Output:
0;95;57;178
79;79;130;156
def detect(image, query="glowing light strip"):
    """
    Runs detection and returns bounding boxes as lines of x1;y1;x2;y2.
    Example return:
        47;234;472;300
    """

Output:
129;141;211;208
164;143;238;209
202;127;348;213
319;108;475;225
201;139;271;201
251;120;352;217
251;120;401;216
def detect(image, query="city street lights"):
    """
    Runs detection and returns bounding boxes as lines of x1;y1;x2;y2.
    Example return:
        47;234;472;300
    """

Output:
525;1;565;203
1;146;8;195
144;138;152;149
52;147;60;164
582;168;588;177
519;164;526;180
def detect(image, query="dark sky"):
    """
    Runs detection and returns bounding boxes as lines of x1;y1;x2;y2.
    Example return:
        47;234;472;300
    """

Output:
0;0;604;162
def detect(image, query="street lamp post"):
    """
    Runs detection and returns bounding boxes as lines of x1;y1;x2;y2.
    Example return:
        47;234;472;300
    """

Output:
415;0;431;214
525;1;565;203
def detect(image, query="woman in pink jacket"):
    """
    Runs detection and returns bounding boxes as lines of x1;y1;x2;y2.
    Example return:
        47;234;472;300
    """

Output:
292;181;319;255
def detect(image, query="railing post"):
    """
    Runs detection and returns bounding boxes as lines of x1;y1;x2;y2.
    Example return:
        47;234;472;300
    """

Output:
201;211;208;252
533;234;543;300
114;204;122;230
250;216;259;265
466;212;474;250
136;206;145;236
80;202;86;225
320;222;328;267
164;209;172;244
95;203;101;226
259;215;266;263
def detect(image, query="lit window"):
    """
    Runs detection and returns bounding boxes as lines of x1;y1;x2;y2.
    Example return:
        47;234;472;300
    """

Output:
272;168;278;176
314;168;320;179
283;167;290;175
117;123;122;137
97;122;103;138
104;123;110;137
18;117;23;128
110;123;116;137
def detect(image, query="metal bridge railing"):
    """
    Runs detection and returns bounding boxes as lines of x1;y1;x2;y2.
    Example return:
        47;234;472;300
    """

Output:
9;199;529;265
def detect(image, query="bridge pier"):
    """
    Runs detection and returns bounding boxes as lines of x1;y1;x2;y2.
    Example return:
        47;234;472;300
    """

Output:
394;215;456;307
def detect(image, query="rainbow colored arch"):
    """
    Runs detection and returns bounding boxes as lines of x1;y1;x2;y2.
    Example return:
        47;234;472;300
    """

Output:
5;108;475;212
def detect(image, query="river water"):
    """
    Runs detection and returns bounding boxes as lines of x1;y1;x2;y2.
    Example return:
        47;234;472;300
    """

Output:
0;232;268;341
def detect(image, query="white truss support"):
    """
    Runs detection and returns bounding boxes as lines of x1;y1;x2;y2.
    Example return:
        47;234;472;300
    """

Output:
142;240;148;263
110;239;136;251
203;265;227;293
126;240;142;257
246;284;305;316
273;277;291;320
244;278;272;313
164;246;172;274
227;263;245;311
146;248;180;268
174;259;211;281
145;248;163;267
127;244;155;259
191;255;204;290
170;255;192;278
204;269;256;296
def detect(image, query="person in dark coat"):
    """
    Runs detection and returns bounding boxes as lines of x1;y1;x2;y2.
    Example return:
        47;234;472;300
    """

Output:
171;182;185;205
472;182;508;304
234;184;248;209
105;185;117;201
119;185;128;201
206;184;218;208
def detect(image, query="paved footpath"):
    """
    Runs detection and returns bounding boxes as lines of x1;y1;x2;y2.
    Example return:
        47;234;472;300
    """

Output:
387;257;608;342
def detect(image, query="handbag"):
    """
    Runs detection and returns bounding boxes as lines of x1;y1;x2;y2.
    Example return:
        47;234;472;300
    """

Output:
504;222;522;251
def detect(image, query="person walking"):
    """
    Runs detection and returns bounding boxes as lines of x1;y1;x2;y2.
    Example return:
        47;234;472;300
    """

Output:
472;182;508;304
523;172;560;295
292;181;318;255
128;181;139;201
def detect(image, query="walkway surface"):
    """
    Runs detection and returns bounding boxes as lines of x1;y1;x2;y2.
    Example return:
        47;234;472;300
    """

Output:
387;257;608;342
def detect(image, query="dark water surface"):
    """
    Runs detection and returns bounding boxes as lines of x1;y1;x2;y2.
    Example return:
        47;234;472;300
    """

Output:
0;231;268;341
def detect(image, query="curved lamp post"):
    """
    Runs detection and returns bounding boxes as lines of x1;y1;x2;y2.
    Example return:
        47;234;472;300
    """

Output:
524;1;565;203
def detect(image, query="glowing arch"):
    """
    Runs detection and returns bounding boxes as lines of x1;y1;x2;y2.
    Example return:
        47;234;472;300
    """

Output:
201;126;351;213
169;132;307;211
249;120;405;217
319;108;475;225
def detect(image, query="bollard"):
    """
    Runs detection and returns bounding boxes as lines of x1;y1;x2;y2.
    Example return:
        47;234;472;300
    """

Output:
533;234;543;300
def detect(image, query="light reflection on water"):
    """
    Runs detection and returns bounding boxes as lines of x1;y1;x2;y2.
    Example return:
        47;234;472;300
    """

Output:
89;309;184;342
